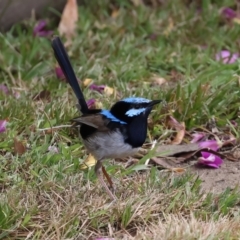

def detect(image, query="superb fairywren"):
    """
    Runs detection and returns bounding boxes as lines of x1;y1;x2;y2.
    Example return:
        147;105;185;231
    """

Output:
52;37;161;200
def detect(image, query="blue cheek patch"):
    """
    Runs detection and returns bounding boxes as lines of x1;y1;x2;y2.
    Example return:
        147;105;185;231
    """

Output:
125;108;145;117
101;110;127;124
123;97;151;103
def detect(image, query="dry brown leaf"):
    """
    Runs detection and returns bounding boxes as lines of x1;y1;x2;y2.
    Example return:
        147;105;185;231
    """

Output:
111;9;120;18
166;116;185;145
156;143;199;157
131;0;144;6
58;0;78;45
151;157;178;169
14;138;26;155
172;122;185;145
163;18;174;36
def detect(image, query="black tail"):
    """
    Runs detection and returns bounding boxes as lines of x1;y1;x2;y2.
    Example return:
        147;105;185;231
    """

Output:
51;36;88;114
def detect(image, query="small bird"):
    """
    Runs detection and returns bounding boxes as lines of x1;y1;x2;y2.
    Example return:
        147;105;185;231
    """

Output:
51;36;161;200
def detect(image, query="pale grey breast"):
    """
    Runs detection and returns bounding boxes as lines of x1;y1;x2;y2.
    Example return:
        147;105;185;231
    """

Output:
82;130;139;161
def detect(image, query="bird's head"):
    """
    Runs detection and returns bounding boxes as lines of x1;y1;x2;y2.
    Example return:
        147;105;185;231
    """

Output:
110;97;161;123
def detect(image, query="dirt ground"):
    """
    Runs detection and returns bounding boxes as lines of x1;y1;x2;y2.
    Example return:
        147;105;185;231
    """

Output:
190;160;240;193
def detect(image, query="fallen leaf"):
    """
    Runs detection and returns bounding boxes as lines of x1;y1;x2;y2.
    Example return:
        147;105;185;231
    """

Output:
169;168;185;173
152;75;167;86
83;78;93;87
171;122;185;145
163;18;174;36
58;0;78;45
151;157;178;168
104;86;114;96
80;154;97;169
111;9;120;18
14;138;26;155
233;18;240;24
166;116;185;145
131;0;143;6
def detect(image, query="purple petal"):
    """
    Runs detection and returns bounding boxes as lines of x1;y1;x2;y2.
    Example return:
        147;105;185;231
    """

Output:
89;84;105;93
198;140;221;151
55;67;65;80
198;152;223;168
215;50;239;64
48;146;59;154
222;8;237;19
0;84;9;95
33;20;53;37
0;120;7;133
191;132;205;143
86;98;96;108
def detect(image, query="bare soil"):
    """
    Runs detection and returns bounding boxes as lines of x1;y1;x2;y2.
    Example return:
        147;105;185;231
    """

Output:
190;160;240;193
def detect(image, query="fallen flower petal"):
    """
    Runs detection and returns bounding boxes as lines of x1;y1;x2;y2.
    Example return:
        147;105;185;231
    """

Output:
190;132;205;143
222;7;237;19
0;84;9;95
55;67;65;80
33;20;53;37
86;98;96;109
198;140;222;151
215;50;239;64
198;151;223;168
89;84;105;93
48;145;59;154
0;120;7;133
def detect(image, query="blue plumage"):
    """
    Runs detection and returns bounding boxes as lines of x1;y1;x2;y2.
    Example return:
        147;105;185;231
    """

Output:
122;97;151;103
101;110;127;124
125;108;145;117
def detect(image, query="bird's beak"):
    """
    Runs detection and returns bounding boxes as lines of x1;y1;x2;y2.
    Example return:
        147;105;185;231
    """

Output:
148;99;162;107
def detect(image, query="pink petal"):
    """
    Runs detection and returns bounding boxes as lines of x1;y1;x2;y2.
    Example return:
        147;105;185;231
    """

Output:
33;20;53;37
190;132;205;143
198;140;221;151
89;84;105;93
0;120;7;133
198;152;223;168
48;146;59;154
222;7;237;19
87;98;96;108
0;84;9;95
215;50;239;64
55;67;65;80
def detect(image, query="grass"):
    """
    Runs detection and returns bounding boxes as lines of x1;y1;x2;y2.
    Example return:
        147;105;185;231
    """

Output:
1;0;240;239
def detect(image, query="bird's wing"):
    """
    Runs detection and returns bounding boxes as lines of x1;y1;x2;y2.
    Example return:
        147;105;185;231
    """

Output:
72;114;110;131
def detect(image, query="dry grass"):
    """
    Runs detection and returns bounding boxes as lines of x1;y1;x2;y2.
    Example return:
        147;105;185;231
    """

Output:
1;0;240;239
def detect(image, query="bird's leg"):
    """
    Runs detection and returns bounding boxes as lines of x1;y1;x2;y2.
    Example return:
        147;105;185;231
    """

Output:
94;160;117;201
101;165;116;194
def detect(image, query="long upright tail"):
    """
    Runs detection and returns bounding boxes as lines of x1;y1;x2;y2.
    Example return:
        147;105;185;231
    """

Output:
51;36;88;114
